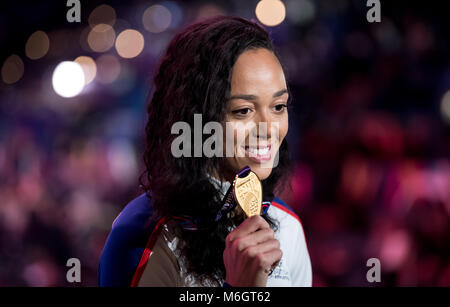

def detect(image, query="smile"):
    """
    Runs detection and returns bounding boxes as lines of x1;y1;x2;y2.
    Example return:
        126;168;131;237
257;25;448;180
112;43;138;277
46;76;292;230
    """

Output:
242;145;272;162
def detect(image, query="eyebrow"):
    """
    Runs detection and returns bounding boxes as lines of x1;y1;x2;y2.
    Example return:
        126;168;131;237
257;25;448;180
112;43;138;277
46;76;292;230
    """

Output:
228;89;288;101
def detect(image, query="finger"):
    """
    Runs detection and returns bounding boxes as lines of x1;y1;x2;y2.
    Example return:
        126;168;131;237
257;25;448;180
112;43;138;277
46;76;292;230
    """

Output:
234;228;275;252
244;239;281;259
245;244;283;273
271;259;281;270
262;248;283;271
227;215;270;243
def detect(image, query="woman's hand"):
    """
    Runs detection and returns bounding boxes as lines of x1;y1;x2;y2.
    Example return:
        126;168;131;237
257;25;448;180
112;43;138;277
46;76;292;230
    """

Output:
223;215;282;287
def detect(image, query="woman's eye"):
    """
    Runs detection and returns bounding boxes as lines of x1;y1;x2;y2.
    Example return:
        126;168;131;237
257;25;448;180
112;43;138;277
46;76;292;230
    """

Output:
274;104;287;112
232;108;251;115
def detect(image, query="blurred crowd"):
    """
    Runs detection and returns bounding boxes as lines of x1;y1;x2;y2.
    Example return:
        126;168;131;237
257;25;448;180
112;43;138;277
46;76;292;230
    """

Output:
0;0;449;286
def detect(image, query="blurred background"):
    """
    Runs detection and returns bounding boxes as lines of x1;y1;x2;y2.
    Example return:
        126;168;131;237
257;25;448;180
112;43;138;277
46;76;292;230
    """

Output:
0;0;449;286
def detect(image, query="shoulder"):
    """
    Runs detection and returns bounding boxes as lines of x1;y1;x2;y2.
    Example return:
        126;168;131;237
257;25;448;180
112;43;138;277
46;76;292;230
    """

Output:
269;197;304;227
268;197;308;255
112;192;153;227
98;192;163;286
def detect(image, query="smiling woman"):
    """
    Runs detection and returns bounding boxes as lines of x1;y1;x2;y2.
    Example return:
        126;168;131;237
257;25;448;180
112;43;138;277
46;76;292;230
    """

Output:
98;15;312;287
224;48;289;181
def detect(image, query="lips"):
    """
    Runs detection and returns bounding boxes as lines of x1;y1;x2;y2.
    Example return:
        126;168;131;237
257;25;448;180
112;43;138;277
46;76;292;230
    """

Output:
243;144;272;162
246;146;270;156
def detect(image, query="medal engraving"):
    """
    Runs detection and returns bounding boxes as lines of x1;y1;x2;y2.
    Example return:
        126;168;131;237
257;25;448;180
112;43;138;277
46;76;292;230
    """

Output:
233;170;262;217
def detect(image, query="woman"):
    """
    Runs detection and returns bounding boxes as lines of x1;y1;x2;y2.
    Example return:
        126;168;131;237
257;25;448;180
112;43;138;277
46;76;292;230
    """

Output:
99;15;312;287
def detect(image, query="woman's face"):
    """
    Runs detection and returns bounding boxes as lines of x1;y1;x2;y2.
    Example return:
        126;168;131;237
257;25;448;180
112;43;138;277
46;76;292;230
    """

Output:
224;48;289;181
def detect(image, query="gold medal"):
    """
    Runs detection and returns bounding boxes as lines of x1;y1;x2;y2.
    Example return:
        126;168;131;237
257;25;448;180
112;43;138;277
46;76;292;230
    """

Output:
233;168;262;217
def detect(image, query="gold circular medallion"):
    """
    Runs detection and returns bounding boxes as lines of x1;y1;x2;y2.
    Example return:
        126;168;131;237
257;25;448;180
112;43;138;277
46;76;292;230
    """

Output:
233;170;262;217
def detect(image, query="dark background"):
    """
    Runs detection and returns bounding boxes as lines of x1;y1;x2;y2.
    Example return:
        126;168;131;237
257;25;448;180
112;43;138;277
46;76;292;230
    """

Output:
0;0;449;286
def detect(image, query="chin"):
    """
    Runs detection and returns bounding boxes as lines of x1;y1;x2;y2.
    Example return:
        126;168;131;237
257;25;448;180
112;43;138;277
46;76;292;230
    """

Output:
250;164;273;180
226;158;275;181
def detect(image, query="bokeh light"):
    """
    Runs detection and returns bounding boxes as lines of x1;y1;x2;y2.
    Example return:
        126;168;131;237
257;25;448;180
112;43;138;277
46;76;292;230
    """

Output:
96;54;121;84
115;29;145;59
255;0;286;27
88;4;116;27
1;54;24;84
74;56;97;85
25;31;50;60
142;4;172;33
52;61;85;98
373;19;402;53
286;0;315;25
87;24;116;53
161;1;183;29
440;90;450;124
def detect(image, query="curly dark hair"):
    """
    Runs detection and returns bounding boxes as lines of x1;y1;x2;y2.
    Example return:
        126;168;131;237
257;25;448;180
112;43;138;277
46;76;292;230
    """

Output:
139;15;293;285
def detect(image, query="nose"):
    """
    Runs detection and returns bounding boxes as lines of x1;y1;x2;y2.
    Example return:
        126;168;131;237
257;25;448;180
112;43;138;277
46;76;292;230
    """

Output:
252;109;272;140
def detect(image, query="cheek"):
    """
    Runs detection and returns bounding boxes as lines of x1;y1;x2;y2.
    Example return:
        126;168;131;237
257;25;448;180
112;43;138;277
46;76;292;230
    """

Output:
224;121;250;151
279;120;288;142
270;117;288;148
